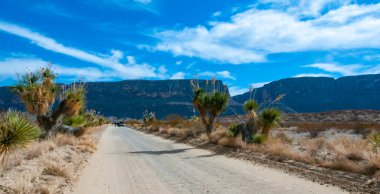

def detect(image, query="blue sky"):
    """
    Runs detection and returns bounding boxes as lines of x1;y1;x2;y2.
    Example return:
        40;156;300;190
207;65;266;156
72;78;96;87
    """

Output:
1;0;380;96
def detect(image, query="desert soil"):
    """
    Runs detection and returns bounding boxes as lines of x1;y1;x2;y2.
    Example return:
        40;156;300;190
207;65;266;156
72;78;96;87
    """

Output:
69;126;347;194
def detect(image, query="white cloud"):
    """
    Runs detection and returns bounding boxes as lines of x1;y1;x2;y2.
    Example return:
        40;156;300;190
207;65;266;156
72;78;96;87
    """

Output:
0;21;161;79
216;71;235;80
157;65;168;78
250;82;269;88
155;2;380;64
170;72;186;79
0;58;109;82
198;70;235;80
303;63;380;76
293;73;333;78
213;11;222;17
304;63;363;76
229;86;248;96
198;71;215;77
175;61;182;65
134;0;151;4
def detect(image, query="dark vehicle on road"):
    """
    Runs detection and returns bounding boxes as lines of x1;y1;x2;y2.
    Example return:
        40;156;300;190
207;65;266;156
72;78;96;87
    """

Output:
114;122;124;127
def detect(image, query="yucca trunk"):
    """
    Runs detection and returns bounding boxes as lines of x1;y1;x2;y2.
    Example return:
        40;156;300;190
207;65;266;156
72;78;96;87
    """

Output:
262;126;271;137
36;99;76;136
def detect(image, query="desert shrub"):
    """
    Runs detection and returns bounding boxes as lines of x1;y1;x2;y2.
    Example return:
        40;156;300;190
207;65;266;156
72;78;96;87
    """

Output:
253;134;266;144
0;111;42;163
227;123;239;137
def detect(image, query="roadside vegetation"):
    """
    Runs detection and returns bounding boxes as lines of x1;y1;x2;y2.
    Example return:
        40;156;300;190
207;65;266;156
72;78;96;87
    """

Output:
0;66;108;193
125;78;380;182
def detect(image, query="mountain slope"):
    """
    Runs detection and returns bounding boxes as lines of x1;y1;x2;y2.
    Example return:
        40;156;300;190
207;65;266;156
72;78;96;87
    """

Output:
233;74;380;112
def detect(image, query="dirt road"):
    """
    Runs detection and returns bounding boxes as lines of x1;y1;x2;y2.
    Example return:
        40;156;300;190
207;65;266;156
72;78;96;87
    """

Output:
69;126;347;194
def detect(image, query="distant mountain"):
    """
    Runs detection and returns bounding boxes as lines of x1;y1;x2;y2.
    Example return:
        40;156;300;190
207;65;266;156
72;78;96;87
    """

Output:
0;80;238;119
1;74;380;118
233;74;380;113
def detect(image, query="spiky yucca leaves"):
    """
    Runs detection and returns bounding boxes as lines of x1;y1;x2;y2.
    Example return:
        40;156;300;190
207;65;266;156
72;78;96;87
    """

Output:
0;111;42;163
12;68;58;116
192;87;228;134
259;108;282;137
244;100;259;119
61;83;86;117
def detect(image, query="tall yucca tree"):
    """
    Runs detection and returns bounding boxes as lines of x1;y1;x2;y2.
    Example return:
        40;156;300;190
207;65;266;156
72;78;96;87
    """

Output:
240;99;260;143
191;78;228;135
0;111;41;163
259;108;282;137
12;66;86;136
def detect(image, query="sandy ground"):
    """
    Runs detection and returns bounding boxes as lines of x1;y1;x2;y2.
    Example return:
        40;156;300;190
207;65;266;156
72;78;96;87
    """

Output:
69;126;347;194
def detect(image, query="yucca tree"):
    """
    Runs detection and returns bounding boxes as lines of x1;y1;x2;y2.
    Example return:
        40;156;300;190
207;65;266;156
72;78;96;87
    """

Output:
191;78;228;135
240;99;260;143
259;108;282;137
12;67;86;136
0;111;42;163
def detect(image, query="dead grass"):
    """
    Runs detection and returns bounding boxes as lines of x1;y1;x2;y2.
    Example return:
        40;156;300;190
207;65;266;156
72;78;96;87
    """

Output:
1;125;104;194
1;152;22;171
53;134;76;147
76;137;97;153
217;136;244;148
140;118;380;178
42;160;71;179
25;141;55;160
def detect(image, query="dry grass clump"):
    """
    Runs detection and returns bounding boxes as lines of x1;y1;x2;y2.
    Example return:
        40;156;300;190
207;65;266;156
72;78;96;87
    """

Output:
53;134;76;147
25;141;55;160
76;138;97;153
199;133;209;142
209;127;228;143
298;138;326;157
42;160;71;180
320;137;380;175
286;122;379;139
1;152;22;171
74;126;90;137
217;136;244;148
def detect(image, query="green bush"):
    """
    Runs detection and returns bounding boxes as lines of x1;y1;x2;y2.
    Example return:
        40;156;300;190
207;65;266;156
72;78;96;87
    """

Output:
65;115;86;127
227;123;239;137
0;111;42;161
253;134;266;144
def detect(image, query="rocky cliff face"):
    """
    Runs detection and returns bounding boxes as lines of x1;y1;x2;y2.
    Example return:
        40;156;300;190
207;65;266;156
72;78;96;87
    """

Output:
1;74;379;118
233;74;380;113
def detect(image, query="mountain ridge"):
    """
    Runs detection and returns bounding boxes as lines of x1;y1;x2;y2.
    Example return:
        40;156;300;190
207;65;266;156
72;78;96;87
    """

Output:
1;74;379;118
